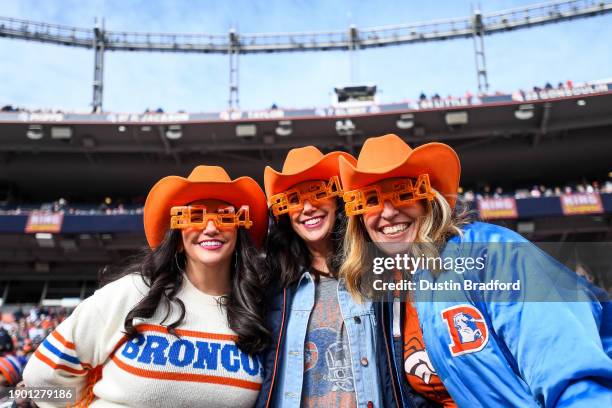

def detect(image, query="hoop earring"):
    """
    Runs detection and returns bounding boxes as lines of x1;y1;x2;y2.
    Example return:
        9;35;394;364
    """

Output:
174;251;185;274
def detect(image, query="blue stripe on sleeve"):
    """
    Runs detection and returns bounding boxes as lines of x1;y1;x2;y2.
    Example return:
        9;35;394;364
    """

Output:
41;338;82;366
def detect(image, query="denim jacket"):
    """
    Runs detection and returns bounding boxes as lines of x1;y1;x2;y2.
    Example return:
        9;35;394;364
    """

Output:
259;269;383;408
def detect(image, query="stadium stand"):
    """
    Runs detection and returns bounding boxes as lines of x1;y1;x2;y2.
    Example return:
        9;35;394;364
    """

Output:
1;180;611;214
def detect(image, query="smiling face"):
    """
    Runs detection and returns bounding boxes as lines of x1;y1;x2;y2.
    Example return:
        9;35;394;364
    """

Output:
179;199;238;271
288;180;337;247
362;178;426;255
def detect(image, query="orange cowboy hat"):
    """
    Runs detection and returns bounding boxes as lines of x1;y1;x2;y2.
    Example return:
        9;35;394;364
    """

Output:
339;134;461;208
264;146;357;198
144;166;268;248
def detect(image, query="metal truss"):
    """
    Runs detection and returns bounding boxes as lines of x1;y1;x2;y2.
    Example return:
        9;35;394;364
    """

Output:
1;1;609;53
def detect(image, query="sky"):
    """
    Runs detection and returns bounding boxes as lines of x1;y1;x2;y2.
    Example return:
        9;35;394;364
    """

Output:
1;0;611;113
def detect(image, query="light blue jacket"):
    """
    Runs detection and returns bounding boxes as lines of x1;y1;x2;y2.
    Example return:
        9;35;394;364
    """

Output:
405;222;612;407
272;270;383;408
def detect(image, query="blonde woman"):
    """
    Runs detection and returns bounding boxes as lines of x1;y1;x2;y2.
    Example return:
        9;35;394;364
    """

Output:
339;134;611;407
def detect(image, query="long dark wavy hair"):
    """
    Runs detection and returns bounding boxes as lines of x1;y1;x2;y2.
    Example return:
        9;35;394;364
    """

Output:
99;228;270;355
265;197;346;287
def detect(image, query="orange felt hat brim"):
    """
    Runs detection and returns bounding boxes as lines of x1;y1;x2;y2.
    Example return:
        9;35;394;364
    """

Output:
264;151;357;199
144;176;268;248
339;142;461;208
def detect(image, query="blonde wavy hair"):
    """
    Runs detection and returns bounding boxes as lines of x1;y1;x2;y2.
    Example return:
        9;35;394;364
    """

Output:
340;189;473;300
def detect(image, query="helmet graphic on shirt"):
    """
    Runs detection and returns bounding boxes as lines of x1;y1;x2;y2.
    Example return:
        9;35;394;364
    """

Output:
325;342;354;392
303;327;355;396
441;305;489;357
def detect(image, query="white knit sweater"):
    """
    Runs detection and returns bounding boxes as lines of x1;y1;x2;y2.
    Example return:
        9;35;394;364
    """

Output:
23;273;263;407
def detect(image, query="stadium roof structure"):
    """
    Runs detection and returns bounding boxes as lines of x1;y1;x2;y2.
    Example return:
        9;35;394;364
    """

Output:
1;0;611;109
2;1;610;52
1;86;611;202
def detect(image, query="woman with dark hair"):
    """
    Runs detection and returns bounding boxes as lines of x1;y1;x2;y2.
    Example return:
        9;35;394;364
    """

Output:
23;165;270;407
256;147;384;408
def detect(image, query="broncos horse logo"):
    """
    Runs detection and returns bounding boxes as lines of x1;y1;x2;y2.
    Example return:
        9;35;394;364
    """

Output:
404;337;437;384
453;312;484;344
441;305;489;357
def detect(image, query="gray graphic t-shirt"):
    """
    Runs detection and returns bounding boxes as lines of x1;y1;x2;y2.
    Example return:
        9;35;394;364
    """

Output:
301;275;357;408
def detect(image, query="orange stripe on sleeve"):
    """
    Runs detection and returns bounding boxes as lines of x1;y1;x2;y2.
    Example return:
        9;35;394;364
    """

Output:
47;331;93;370
51;330;76;350
34;349;88;376
110;355;261;391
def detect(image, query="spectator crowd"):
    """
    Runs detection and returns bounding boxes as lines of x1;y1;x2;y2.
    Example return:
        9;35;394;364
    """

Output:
0;196;145;216
0;307;68;404
459;179;612;202
1;179;610;216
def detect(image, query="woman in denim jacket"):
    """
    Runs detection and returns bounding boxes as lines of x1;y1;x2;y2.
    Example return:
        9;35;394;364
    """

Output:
255;146;384;408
